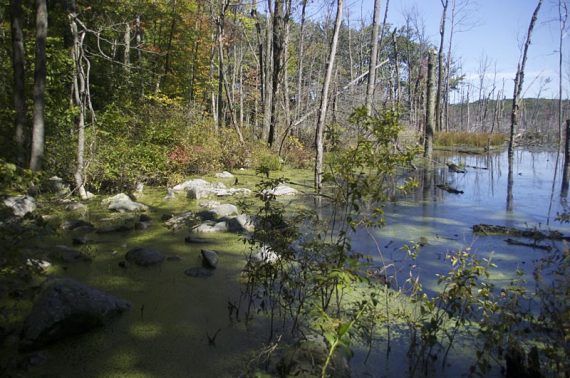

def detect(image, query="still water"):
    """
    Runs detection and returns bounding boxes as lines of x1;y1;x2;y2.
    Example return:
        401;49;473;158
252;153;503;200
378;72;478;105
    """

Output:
4;148;566;377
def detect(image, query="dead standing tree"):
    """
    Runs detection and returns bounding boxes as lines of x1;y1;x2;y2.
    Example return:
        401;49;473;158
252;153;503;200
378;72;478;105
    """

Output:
507;0;543;211
315;0;343;192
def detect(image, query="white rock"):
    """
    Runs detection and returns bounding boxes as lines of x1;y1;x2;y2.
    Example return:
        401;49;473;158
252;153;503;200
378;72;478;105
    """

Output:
262;184;298;197
215;171;234;178
3;195;36;217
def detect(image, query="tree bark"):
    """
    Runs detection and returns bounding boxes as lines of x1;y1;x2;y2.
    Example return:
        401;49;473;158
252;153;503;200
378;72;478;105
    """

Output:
314;0;343;192
424;50;436;159
29;0;48;172
268;0;285;147
365;0;382;115
295;0;307;122
558;0;567;148
10;0;26;166
561;120;570;197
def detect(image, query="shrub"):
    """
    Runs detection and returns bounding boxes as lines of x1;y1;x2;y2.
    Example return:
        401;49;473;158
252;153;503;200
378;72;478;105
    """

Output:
282;136;312;169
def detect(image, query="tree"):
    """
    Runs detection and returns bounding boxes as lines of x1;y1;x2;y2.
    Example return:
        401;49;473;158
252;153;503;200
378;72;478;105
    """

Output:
365;0;382;115
435;0;449;132
508;0;543;162
315;0;343;192
424;49;436;159
9;0;26;166
29;0;48;172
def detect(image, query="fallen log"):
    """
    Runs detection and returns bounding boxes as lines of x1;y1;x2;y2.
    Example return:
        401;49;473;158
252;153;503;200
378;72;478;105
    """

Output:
473;224;568;241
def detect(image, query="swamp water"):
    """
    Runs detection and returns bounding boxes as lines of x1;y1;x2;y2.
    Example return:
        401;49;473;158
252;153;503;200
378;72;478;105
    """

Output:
2;148;567;377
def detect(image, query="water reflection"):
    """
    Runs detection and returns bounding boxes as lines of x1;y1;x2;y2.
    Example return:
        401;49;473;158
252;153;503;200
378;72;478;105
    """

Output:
343;148;570;294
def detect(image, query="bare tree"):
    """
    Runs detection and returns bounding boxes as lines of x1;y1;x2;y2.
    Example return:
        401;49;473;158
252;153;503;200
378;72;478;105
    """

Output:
9;0;26;166
436;0;449;131
558;0;568;147
424;49;436;159
315;0;343;191
365;0;382;115
29;0;48;172
508;0;543;162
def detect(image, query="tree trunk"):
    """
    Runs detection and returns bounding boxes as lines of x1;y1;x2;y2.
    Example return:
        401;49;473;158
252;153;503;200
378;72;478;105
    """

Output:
436;0;449;132
561;120;570;197
365;0;382;115
261;1;273;142
424;50;436;159
69;7;88;199
558;0;567;149
29;0;47;172
314;0;343;192
295;0;307;122
10;0;26;166
268;0;285;147
508;0;542;163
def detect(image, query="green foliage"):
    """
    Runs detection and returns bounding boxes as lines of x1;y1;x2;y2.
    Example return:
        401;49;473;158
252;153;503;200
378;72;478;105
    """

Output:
0;160;41;196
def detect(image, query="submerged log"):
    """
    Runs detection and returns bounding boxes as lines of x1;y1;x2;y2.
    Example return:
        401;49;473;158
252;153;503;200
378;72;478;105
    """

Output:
436;183;464;194
504;238;552;251
473;224;567;241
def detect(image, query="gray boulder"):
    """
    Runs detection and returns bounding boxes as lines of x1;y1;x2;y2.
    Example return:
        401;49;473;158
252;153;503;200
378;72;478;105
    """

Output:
3;195;36;217
262;184;298;197
192;221;228;233
226;214;254;233
125;247;165;266
45;176;70;195
197;203;239;220
106;193;148;212
201;249;219;269
19;278;130;351
172;179;210;192
164;211;195;230
61;219;94;232
248;245;279;264
215;171;234;178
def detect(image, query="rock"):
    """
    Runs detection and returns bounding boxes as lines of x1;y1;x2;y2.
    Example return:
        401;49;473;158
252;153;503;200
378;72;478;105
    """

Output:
215;171;234;178
49;245;92;263
172;179;211;192
3;195;36;217
26;259;51;272
125;247;165;267
164;211;195;230
19;278;130;351
72;236;92;245
106;193;148;212
84;191;96;200
134;221;151;230
163;188;176;200
61;219;95;231
248;245;279;264
135;182;144;193
192;221;228;233
201;249;219;269
197;203;239;220
184;267;214;278
139;214;152;222
45;176;70;195
161;213;173;221
262;184;298;197
226;214;254;233
66;202;88;212
95;224;132;233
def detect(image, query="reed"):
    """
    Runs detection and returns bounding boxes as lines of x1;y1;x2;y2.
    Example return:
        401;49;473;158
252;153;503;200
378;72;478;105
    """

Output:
434;132;507;147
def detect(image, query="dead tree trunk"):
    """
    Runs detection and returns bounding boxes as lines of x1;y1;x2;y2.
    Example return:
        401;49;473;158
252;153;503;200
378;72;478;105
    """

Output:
436;0;449;132
424;50;436;159
508;0;542;163
315;0;343;192
365;0;382;115
561;120;570;197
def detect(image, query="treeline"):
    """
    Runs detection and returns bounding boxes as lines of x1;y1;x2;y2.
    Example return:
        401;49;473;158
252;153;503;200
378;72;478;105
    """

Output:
0;1;564;194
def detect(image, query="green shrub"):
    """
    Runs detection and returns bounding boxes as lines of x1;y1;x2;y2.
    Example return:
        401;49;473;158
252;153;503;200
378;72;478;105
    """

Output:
282;136;312;169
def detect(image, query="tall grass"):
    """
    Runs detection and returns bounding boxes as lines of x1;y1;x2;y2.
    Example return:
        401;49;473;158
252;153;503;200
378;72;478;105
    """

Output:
435;132;506;147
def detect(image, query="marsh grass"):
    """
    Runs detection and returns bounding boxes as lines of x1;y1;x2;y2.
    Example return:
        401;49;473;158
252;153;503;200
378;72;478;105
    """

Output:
435;132;506;148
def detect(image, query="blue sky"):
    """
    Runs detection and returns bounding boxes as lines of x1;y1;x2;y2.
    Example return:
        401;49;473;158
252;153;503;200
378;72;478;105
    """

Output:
287;0;567;99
